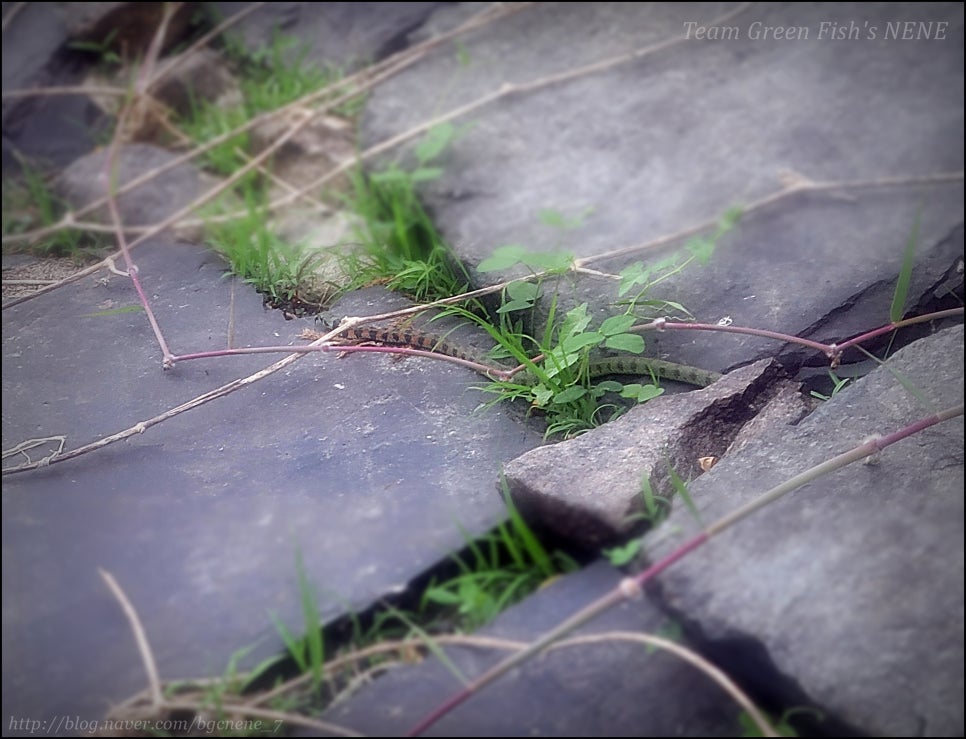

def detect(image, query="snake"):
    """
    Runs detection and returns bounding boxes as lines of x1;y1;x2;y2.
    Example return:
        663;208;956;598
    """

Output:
327;325;721;388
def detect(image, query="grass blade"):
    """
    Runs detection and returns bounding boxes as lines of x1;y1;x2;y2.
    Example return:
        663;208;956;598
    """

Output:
500;477;553;578
890;212;920;323
385;605;469;686
855;345;935;413
270;612;307;673
295;550;325;690
667;461;702;527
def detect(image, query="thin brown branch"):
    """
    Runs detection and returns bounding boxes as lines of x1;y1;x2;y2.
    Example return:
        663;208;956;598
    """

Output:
162;700;363;737
559;632;778;737
133;2;179;97
1;329;338;475
579;169;965;266
1;278;60;286
1;435;65;464
104;4;179;361
2;259;112;309
232;146;333;214
109;622;773;737
1;85;128;100
834;307;965;354
99;569;163;709
130;108;321;250
705;402;964;537
110;634;524;715
144;2;266;93
630;318;835;356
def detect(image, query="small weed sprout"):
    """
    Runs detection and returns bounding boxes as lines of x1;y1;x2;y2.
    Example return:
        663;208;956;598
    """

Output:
810;370;852;401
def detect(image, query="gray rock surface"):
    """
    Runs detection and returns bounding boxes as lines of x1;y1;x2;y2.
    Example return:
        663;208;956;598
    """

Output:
208;2;446;71
1;2;109;173
2;240;542;727
1;3;65;95
2;3;963;736
150;47;243;118
55;143;224;235
641;324;964;736
61;3;195;56
1;3;196;175
323;560;744;737
503;359;811;548
317;328;962;739
361;2;964;376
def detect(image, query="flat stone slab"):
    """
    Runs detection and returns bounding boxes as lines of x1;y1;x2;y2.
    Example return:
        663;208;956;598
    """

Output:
361;3;965;375
504;359;811;548
641;325;964;736
56;143;226;240
2;239;542;725
322;560;743;737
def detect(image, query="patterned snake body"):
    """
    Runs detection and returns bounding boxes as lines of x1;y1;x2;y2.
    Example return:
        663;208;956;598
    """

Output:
333;326;721;388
